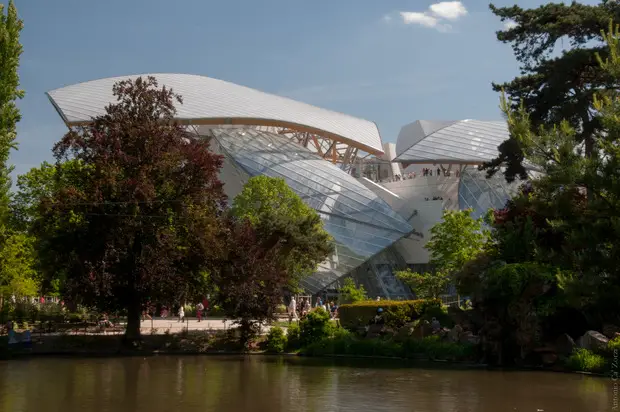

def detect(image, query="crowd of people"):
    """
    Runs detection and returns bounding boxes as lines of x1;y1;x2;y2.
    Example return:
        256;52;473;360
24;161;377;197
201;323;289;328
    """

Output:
287;296;339;322
140;298;210;323
376;167;461;184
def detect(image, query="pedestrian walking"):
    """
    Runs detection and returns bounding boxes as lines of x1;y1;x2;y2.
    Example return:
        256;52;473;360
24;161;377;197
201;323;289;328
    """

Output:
178;305;185;323
196;302;204;322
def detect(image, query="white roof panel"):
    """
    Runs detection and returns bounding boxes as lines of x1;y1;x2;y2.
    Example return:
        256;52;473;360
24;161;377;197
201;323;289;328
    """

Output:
47;73;384;154
395;119;509;164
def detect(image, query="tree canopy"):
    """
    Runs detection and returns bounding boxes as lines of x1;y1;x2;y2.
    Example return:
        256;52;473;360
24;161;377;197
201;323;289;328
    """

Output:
35;76;227;340
0;0;23;224
482;1;620;181
231;175;333;290
397;209;488;298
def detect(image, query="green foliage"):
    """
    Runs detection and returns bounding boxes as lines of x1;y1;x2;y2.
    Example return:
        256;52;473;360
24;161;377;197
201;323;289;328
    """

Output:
566;348;607;373
34;77;227;341
286;322;301;351
0;232;38;297
231;176;333;290
337;299;442;331
481;21;620;326
299;308;333;347
0;0;23;224
395;269;450;299
608;335;620;352
301;333;475;361
265;326;287;353
11;160;88;232
338;278;367;303
483;1;620;180
427;209;489;275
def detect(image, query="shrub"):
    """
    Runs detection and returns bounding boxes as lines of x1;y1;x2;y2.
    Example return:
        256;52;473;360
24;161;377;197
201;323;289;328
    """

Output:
338;299;442;330
608;336;620;352
566;348;606;373
286;322;301;351
402;335;473;360
300;332;474;361
275;304;287;315
266;326;287;353
299;308;333;347
209;305;226;317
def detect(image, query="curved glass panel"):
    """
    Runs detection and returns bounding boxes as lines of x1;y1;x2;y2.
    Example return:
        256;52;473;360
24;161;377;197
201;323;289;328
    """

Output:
210;128;413;293
458;167;522;220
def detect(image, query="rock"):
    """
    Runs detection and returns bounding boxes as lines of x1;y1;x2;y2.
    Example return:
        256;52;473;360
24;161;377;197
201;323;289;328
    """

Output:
555;333;576;357
459;331;480;345
394;323;415;342
578;330;609;352
541;352;558;366
448;325;464;342
366;324;384;339
411;322;431;339
603;324;620;339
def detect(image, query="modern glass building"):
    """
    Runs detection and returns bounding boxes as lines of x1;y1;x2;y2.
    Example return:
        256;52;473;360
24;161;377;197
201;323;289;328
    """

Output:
46;74;526;298
46;73;416;298
393;119;527;220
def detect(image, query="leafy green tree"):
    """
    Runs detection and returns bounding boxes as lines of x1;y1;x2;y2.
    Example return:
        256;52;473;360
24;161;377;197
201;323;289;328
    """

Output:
338;277;367;303
483;1;620;181
427;209;489;274
11;160;87;231
0;2;38;304
35;77;226;341
397;209;487;299
231;175;333;290
396;270;450;299
481;21;620;328
0;232;38;298
0;0;23;223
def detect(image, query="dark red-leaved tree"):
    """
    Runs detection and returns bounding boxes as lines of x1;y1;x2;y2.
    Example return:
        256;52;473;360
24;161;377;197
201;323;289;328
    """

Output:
212;217;289;346
35;76;226;341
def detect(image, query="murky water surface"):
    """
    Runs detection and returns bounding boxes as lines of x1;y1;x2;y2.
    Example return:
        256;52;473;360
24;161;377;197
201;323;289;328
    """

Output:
0;356;610;411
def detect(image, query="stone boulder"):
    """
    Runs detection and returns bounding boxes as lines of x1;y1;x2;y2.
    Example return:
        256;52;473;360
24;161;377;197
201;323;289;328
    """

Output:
459;331;480;345
411;322;431;339
541;352;558;366
578;330;609;352
603;324;620;339
394;323;415;342
448;324;464;343
366;324;384;339
554;333;576;357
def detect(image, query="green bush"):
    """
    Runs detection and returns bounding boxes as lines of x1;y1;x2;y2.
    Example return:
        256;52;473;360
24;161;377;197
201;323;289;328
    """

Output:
286;322;301;351
402;336;472;360
566;348;606;373
275;304;287;315
338;299;442;330
299;308;333;347
266;326;287;353
301;333;474;361
608;336;620;352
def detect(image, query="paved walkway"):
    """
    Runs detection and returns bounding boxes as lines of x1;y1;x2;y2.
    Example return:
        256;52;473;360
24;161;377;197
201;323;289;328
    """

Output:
139;317;271;334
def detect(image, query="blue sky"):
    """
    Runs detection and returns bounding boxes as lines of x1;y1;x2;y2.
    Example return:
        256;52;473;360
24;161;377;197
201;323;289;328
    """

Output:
7;0;591;178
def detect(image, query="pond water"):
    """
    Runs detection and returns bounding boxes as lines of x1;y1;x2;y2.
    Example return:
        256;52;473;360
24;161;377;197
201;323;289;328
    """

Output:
0;356;610;411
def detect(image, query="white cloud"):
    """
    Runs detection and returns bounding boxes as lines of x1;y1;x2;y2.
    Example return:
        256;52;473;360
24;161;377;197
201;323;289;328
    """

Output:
400;12;439;28
429;1;468;21
503;20;518;30
398;1;467;32
382;14;392;23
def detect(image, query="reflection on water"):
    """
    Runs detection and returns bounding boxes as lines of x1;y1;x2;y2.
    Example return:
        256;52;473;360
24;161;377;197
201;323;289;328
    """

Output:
0;356;609;412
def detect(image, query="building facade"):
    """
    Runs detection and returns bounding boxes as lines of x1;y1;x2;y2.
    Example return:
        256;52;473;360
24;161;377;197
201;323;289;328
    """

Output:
47;74;526;299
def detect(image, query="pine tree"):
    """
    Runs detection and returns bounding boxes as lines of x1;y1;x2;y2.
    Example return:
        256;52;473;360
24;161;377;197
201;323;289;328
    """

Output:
482;1;620;182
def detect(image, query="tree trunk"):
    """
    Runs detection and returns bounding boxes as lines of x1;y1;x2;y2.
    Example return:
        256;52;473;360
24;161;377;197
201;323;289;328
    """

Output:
124;302;142;344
